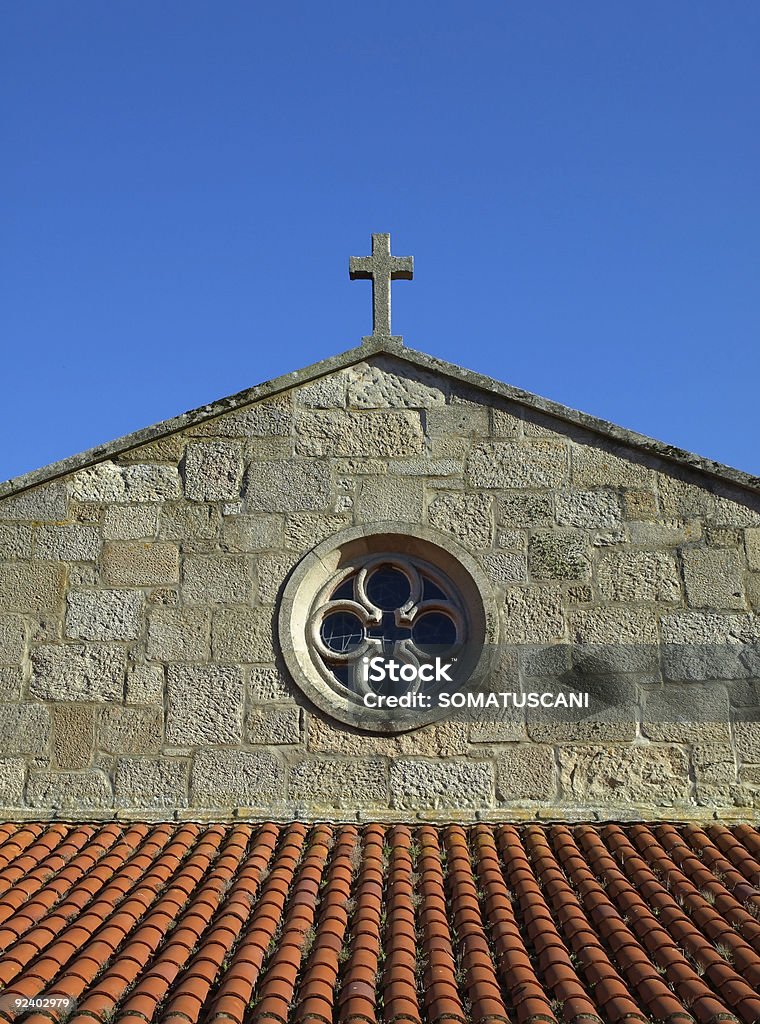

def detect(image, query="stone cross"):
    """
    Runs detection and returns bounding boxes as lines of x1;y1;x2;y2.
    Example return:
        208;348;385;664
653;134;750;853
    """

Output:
349;233;413;344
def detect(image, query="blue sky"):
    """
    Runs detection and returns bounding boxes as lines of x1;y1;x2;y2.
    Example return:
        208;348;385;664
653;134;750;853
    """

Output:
2;3;758;481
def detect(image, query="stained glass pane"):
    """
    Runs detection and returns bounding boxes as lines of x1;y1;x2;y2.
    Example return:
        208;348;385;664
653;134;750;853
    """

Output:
366;566;411;610
321;611;364;653
412;611;457;653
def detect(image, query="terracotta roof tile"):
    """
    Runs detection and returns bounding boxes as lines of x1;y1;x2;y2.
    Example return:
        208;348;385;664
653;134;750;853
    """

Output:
0;822;758;1023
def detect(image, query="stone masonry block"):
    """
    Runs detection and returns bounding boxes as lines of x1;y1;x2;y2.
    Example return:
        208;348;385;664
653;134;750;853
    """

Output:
642;685;730;743
182;555;251;604
115;757;190;808
559;745;689;805
98;706;162;754
390;760;493;810
102;505;158;541
503;587;565;643
222;514;283;552
426;404;489;437
296;411;424;458
245;707;301;745
0;523;34;559
122;464;182;502
570;607;659;644
103;542;179;587
211;608;274;663
0;704;50;755
30;644;126;702
184;441;244;501
289;759;388;807
195;396;292;438
27;770;112;810
159;504;220;542
682;548;744;610
529;531;591;581
51;704;94;769
248;666;294;701
126;664;164;705
467;442;567;489
572;446;651;488
428;493;493;550
597;551;681;604
745;528;760;570
283;514;349;552
256;553;298;604
482;552;527;586
0;668;22;701
357;476;424;524
0;562;66;613
66;589;143;641
166;665;244;745
147;607;210;662
36;525;101;561
192;749;285;807
0;615;25;664
0;760;25;806
734;720;760;763
496;746;557;801
245;461;332;513
622;489;659;520
346;359;446;408
70;462;126;503
555;491;622;530
0;481;68;521
297;373;347;409
498;494;554;526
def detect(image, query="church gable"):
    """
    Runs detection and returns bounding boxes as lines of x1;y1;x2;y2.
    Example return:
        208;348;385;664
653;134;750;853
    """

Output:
0;345;759;819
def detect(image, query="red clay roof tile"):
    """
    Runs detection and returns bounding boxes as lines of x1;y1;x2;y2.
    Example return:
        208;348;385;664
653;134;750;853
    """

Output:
0;822;758;1023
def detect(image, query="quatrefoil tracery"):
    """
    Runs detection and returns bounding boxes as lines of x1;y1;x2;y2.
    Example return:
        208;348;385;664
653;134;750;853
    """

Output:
308;556;464;695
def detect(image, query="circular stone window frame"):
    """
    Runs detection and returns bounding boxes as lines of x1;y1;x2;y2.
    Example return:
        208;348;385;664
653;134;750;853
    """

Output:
278;522;498;733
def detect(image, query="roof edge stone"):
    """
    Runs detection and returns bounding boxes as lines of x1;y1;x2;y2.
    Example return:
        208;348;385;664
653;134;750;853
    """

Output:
2;338;759;499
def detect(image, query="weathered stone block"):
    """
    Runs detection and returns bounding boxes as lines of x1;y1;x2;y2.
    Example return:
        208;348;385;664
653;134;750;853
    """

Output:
248;665;293;701
482;552;527;585
246;707;301;744
181;554;251;604
467;442;567;489
346;359;445;408
626;521;701;547
296;410;424;457
0;667;22;700
503;587;565;643
0;759;25;806
211;608;274;663
30;644;126;701
256;553;298;604
0;481;68;520
642;684;730;743
498;494;553;526
223;514;283;552
126;664;164;705
122;464;182;502
36;525;100;561
184;441;243;501
297;373;347;408
0;562;66;613
51;704;94;769
158;504;219;543
747;574;760;612
0;615;25;664
102;505;158;541
103;542;179;587
496;746;556;800
358;477;424;524
555;491;622;530
572;446;651;488
658;475;715;519
490;409;522;437
245;460;332;513
745;528;760;570
529;531;591;581
166;665;244;745
289;758;388;807
597;551;681;604
426;404;489;437
713;495;760;527
0;704;50;754
682;548;744;609
0;523;33;559
559;745;689;805
115;757;190;808
192;749;285;806
734;720;760;762
66;589;142;641
119;435;187;462
428;493;493;550
390;760;493;810
71;463;125;502
283;514;349;552
622;489;659;520
196;396;292;438
27;769;112;809
147;607;210;662
99;706;162;754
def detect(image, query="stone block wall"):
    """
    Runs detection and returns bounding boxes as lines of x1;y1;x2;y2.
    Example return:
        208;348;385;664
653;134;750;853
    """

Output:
1;352;759;821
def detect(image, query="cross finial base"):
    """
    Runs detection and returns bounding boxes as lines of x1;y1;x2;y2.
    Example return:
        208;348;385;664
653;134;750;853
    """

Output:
360;333;405;352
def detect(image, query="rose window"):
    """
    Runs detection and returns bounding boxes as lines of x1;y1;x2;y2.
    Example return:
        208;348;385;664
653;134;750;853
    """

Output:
309;556;465;697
